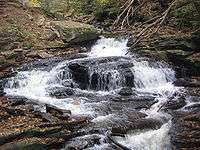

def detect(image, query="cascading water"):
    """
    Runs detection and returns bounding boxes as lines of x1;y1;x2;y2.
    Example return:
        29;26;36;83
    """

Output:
4;37;181;150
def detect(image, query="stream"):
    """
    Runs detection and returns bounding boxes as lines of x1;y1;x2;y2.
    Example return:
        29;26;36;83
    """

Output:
4;37;184;150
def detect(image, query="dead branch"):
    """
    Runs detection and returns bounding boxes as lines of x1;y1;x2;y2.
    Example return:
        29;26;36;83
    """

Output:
112;0;135;29
131;0;177;48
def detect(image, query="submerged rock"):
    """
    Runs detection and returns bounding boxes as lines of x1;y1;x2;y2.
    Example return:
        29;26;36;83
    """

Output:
48;87;75;99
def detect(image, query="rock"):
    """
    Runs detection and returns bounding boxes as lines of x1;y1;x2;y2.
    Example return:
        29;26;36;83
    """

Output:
19;57;64;71
48;87;75;99
34;112;59;123
0;59;11;71
0;31;21;51
191;31;200;50
65;134;103;149
184;103;200;112
112;118;163;134
46;104;71;119
65;56;135;90
0;140;48;150
112;96;157;109
1;50;25;62
50;21;99;44
26;50;53;59
68;63;89;89
118;87;133;96
161;97;186;111
149;36;198;52
170;110;200;149
140;35;200;76
174;78;200;87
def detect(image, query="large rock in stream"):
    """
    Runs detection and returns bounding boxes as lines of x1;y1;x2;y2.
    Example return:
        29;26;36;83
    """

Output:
50;21;99;44
58;56;135;90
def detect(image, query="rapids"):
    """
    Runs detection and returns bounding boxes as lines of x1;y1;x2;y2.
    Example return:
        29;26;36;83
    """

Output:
4;37;182;150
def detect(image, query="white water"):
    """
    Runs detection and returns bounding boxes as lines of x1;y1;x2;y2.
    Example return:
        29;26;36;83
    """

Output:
115;122;171;150
88;37;129;57
4;37;180;150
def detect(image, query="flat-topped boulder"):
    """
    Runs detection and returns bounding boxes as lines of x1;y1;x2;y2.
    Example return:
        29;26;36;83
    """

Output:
50;21;99;44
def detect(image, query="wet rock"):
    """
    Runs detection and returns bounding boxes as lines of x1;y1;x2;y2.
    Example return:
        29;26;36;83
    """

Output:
0;87;5;96
19;57;64;71
161;97;186;111
191;31;200;50
185;86;200;97
121;68;135;87
68;63;89;89
0;71;17;80
118;87;133;96
170;110;200;149
34;112;60;123
48;87;75;98
174;78;200;87
46;104;71;119
68;53;88;60
170;98;200;149
0;59;11;71
112;96;157;109
0;140;48;150
112;118;163;134
0;106;24;116
50;21;99;44
66;56;135;90
184;103;200;112
65;134;103;149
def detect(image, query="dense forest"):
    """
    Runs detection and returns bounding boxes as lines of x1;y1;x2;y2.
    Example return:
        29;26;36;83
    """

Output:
0;0;200;150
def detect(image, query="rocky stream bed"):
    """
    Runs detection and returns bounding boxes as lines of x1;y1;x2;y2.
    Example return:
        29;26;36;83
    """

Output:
0;36;200;150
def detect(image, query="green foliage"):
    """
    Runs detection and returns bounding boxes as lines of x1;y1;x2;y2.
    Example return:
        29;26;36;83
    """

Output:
39;0;121;19
170;3;200;30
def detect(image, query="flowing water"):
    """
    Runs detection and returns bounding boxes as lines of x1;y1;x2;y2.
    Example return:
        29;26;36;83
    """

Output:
4;37;182;150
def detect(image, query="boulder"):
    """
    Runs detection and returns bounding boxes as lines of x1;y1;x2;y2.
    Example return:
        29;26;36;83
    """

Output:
50;21;99;44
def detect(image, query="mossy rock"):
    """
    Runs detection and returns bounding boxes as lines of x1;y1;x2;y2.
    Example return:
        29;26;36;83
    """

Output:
50;21;99;44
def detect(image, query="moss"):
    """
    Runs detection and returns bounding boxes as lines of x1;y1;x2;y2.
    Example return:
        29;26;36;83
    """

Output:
39;0;121;20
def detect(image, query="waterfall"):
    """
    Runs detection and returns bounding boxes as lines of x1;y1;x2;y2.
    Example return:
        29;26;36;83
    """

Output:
88;37;129;57
4;37;180;150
